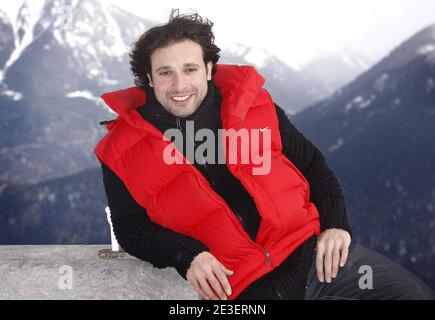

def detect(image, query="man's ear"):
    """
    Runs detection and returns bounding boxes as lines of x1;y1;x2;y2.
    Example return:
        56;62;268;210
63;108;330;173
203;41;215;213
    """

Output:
206;62;212;81
147;73;153;87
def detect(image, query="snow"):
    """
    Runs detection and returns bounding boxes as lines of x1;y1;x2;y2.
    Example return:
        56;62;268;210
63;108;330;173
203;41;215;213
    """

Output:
417;44;435;65
47;0;126;58
47;0;128;86
64;31;88;47
51;0;79;31
383;243;391;251
101;77;119;86
367;109;385;117
374;73;389;93
0;1;24;32
0;8;11;23
426;78;435;94
328;138;344;152
86;44;96;56
417;44;435;55
390;98;401;111
1;89;23;100
0;0;48;84
337;47;372;70
97;2;128;57
66;90;98;101
89;69;100;76
47;193;56;204
398;240;407;257
5;0;46;71
66;90;115;114
299;47;372;72
345;94;376;113
223;42;271;68
0;183;7;196
52;27;61;43
83;1;96;16
244;48;270;69
426;53;435;65
223;42;249;57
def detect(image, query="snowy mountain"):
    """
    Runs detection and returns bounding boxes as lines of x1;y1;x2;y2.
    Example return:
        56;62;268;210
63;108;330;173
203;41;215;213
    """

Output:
0;9;14;75
293;23;435;291
3;0;153;97
221;43;320;114
300;47;373;100
221;43;372;114
0;0;153;184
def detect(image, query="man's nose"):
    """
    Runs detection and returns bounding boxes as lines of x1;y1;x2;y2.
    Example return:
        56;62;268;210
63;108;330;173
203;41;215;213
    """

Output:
171;72;187;92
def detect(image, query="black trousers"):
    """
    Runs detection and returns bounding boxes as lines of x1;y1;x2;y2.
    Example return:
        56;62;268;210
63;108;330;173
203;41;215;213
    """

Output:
237;242;434;300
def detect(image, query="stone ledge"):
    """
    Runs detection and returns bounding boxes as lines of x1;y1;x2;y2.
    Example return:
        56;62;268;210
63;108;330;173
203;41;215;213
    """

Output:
0;245;197;300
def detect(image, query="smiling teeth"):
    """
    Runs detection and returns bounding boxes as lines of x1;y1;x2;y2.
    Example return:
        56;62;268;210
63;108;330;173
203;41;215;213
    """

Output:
172;95;190;101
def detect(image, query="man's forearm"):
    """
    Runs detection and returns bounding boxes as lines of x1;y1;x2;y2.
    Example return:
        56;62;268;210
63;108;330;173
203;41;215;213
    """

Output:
101;163;209;279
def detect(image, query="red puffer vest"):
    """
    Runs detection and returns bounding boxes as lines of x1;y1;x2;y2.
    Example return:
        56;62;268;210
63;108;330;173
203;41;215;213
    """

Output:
95;64;320;299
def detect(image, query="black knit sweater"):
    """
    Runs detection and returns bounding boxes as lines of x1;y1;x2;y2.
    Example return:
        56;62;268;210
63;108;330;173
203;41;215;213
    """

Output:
100;80;352;299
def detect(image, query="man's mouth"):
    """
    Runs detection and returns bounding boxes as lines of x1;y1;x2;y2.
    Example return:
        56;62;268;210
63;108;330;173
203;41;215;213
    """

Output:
171;94;193;102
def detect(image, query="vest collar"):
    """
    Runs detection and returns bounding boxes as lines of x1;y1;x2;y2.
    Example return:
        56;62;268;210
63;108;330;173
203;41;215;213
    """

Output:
213;64;265;121
100;64;265;131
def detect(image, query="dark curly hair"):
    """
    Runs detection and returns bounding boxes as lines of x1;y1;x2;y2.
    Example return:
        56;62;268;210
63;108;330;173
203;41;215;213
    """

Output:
129;9;221;89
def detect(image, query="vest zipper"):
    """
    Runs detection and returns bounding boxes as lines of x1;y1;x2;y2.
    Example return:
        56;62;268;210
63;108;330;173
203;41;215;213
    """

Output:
176;117;182;131
197;178;274;267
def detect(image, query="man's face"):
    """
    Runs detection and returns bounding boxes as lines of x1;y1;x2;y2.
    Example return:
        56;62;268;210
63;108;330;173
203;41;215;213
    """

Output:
147;39;212;118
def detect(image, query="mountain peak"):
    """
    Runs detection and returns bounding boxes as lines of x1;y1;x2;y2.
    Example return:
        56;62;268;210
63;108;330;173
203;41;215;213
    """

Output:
0;8;11;24
374;22;435;71
419;23;435;40
222;42;272;68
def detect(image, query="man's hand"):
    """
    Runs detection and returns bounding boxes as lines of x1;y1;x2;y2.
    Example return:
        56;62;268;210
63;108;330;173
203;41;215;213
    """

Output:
315;228;351;283
186;251;234;300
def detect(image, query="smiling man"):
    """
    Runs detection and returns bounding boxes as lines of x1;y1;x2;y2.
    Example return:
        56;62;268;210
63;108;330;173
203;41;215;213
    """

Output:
94;9;433;300
147;40;212;117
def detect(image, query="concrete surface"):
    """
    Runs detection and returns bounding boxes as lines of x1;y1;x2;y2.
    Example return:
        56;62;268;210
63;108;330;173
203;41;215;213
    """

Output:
0;245;198;300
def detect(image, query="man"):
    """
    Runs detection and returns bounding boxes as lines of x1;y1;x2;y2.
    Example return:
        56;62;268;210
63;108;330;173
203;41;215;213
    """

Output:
95;10;433;300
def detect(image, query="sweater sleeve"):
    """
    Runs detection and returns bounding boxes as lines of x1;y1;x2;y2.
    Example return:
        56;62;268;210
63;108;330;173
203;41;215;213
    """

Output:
101;162;209;280
274;104;352;235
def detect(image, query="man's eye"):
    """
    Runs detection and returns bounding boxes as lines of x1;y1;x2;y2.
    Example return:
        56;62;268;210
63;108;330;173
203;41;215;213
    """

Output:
186;68;197;73
159;71;170;76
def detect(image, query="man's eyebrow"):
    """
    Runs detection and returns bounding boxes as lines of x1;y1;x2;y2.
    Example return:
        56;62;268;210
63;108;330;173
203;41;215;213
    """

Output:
184;63;200;68
155;65;171;73
155;63;200;73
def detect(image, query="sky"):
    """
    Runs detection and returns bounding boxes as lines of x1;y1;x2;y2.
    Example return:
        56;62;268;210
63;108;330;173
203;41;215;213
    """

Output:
1;0;435;69
107;0;435;68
